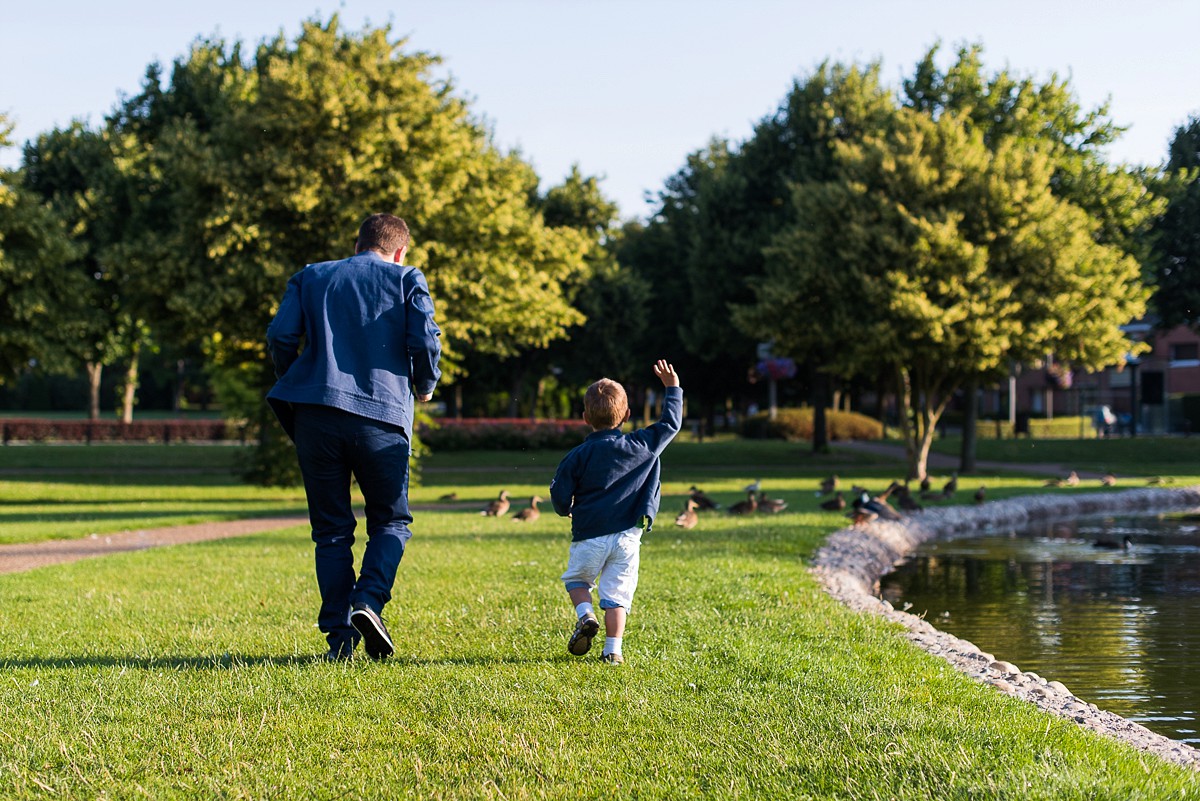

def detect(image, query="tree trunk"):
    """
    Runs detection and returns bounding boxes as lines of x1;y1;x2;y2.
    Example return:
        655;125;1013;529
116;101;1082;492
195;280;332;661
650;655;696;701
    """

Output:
811;367;830;454
120;341;141;424
86;362;103;420
960;379;979;474
454;384;463;420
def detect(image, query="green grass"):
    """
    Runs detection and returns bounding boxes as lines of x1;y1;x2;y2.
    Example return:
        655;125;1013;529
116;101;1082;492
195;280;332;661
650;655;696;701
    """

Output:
931;435;1200;478
0;442;1197;797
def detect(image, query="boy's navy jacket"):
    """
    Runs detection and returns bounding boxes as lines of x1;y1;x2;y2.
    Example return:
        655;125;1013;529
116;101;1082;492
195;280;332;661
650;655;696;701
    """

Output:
550;386;683;541
265;251;442;440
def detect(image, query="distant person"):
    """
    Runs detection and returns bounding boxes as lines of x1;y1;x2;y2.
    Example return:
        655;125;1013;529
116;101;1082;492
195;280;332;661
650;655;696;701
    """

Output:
1093;405;1117;438
550;360;682;665
266;213;442;662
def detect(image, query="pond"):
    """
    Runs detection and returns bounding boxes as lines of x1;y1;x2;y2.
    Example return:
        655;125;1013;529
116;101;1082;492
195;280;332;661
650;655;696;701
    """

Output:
879;514;1200;745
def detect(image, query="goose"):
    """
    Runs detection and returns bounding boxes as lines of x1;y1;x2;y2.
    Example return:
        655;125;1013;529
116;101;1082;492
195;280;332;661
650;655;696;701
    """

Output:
513;496;542;522
756;491;787;514
974;485;987;504
481;490;511;517
728;491;758;515
674;499;699;529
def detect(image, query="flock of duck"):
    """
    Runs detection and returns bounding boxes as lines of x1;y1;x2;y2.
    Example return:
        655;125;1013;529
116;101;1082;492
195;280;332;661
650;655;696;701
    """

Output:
439;469;1163;542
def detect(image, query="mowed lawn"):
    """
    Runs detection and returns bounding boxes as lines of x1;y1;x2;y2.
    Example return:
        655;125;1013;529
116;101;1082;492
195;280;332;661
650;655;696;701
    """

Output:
0;440;1198;798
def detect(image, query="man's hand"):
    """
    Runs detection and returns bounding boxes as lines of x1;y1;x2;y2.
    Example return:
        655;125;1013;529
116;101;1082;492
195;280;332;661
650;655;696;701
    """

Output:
653;359;680;388
417;393;433;402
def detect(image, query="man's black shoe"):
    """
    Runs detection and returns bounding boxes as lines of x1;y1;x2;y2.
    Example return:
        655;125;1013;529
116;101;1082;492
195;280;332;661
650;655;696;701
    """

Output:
350;603;395;661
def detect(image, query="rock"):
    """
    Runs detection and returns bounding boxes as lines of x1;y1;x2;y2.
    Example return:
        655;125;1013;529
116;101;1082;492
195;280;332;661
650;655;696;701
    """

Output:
1048;681;1071;695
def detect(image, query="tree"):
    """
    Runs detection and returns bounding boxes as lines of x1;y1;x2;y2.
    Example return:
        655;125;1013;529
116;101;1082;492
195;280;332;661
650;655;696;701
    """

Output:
0;116;87;384
104;17;595;481
735;53;1151;479
21;122;144;419
1150;116;1200;329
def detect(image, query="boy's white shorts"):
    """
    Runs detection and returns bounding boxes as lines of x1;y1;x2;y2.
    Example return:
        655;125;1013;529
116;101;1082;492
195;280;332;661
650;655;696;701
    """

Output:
560;525;642;610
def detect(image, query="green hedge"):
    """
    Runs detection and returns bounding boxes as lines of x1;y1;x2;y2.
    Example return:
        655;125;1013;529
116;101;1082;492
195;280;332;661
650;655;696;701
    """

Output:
418;418;590;451
740;408;883;441
975;416;1096;439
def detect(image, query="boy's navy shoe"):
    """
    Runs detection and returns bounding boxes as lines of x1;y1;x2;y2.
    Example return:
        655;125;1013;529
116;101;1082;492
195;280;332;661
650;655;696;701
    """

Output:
567;612;600;656
350;603;395;661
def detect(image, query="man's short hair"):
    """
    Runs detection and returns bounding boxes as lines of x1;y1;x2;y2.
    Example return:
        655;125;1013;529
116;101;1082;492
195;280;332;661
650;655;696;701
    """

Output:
584;378;628;430
358;213;410;255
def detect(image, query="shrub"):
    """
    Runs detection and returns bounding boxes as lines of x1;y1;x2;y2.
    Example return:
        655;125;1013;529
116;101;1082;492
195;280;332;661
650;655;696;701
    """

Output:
419;418;590;451
0;418;233;444
740;408;883;441
975;416;1096;439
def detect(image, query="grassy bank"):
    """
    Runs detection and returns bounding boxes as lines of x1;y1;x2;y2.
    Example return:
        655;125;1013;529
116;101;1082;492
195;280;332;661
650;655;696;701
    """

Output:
1;442;1198;796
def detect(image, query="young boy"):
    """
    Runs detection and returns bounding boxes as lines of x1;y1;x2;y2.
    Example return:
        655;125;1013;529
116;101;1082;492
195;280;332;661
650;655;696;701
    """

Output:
550;359;682;665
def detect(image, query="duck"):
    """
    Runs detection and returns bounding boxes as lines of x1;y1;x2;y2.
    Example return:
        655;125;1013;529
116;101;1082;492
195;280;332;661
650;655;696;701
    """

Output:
480;490;511;517
897;485;923;513
859;490;902;522
756;491;787;514
846;505;878;526
513;496;542;522
1092;535;1133;550
973;485;987;504
743;478;762;493
1100;473;1117;487
819;474;839;495
674;499;699;529
919;476;932;493
942;473;958;497
689;486;720;510
1147;476;1175;486
438;491;459;502
728;491;758;515
1064;471;1080;487
820;491;846;512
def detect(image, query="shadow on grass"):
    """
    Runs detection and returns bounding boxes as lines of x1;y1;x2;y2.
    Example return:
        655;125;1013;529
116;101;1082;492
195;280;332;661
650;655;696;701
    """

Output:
0;653;560;670
0;506;309;526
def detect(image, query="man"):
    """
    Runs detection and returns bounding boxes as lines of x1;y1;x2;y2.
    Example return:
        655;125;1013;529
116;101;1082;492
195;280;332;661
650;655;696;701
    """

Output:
266;213;441;661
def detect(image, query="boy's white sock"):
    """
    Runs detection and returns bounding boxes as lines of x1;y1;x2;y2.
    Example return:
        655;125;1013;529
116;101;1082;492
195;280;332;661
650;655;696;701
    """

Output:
603;636;622;656
575;601;595;619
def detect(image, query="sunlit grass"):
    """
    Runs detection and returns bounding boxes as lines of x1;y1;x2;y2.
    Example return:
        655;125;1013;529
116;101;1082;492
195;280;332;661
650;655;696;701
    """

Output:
2;500;1196;797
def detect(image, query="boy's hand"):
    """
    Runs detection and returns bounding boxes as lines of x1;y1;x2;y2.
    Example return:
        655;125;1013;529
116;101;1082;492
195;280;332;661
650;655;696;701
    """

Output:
653;359;680;388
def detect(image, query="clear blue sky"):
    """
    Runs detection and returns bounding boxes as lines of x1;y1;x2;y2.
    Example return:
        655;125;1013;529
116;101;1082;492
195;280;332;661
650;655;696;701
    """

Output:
3;1;1199;218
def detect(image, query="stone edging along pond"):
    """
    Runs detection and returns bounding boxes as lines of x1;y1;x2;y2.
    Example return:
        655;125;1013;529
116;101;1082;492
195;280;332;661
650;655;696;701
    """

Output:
810;486;1200;771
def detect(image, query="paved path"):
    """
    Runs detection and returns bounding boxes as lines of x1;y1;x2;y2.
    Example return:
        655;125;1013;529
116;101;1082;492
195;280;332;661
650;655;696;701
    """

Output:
835;440;1106;479
0;515;308;575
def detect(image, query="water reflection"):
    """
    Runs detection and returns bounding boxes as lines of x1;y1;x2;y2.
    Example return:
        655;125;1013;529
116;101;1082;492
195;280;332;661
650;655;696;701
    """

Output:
880;515;1200;744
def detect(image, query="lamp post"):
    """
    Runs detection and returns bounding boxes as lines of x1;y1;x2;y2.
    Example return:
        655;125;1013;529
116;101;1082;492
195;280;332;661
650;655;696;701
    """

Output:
1127;355;1141;438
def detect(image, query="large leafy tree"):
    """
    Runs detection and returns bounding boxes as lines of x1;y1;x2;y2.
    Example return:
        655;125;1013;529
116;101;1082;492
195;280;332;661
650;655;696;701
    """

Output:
21;122;145;419
1150;116;1200;329
105;17;593;481
735;48;1152;478
0;116;87;384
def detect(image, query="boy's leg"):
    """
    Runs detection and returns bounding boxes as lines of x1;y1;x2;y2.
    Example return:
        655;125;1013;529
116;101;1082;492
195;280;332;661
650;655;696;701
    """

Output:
562;538;606;656
596;527;642;662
